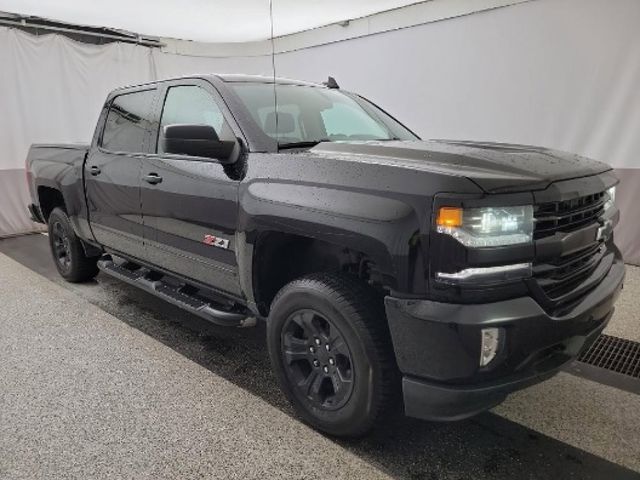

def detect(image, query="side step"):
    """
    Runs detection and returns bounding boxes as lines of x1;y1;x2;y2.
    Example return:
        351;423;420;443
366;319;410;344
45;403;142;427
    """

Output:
97;257;251;327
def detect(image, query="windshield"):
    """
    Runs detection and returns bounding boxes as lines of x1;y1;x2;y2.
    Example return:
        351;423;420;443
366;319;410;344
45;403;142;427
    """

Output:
230;83;419;147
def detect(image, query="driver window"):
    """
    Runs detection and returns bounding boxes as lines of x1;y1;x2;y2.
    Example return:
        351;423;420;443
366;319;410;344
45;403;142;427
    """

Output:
157;85;233;154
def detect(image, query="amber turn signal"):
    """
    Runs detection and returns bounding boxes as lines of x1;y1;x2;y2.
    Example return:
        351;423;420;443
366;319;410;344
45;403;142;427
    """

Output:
437;207;463;227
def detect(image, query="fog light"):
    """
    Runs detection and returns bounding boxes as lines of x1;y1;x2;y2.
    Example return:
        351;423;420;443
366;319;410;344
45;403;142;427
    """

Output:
480;327;501;367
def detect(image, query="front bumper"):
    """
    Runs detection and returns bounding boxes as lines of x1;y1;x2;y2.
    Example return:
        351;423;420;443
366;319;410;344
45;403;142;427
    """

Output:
385;257;625;421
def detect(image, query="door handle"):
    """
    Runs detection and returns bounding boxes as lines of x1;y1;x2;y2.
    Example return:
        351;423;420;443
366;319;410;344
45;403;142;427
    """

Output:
144;173;163;185
89;166;101;176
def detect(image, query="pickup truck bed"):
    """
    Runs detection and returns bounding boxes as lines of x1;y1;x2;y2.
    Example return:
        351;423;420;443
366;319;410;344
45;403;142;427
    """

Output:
26;144;89;227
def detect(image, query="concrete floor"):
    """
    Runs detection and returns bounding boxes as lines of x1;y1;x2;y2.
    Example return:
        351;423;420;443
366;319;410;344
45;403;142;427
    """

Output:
1;234;639;480
603;264;640;343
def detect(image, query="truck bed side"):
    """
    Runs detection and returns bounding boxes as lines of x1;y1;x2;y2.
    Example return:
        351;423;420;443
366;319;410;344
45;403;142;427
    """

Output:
26;143;94;242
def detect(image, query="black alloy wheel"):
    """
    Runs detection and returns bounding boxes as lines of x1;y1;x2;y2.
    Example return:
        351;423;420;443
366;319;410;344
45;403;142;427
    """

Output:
51;220;72;273
281;309;355;411
47;207;99;282
267;272;398;437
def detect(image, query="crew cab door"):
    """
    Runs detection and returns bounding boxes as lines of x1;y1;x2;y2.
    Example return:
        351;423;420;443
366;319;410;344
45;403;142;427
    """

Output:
85;88;157;260
140;80;243;297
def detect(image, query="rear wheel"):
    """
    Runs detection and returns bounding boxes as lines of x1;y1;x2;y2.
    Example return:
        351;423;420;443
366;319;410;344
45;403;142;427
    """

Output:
47;207;99;282
267;272;398;437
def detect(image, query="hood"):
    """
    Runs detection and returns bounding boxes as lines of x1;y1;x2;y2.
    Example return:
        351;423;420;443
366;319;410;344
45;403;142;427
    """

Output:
309;140;611;193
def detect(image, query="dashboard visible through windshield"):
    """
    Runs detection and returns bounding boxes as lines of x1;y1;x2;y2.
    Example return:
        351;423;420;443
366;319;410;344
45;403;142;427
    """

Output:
230;83;419;148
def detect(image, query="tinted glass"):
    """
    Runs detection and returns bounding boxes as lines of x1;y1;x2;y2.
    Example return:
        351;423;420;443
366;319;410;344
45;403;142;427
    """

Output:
231;83;418;145
157;85;234;154
102;90;155;153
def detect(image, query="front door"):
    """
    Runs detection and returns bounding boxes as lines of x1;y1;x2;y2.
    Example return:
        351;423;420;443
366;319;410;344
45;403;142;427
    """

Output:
140;81;243;297
85;88;156;260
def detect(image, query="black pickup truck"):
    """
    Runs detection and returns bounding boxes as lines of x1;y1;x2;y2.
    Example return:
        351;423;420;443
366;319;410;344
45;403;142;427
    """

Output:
26;74;625;436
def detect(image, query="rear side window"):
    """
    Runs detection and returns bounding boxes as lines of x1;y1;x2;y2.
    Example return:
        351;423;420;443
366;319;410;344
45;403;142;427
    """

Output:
157;85;234;154
101;90;155;153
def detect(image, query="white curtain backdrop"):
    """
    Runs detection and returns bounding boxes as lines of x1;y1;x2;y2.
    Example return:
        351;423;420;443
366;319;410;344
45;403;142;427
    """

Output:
0;28;150;235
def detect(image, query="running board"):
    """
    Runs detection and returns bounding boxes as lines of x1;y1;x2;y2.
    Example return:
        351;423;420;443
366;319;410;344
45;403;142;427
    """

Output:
97;257;250;327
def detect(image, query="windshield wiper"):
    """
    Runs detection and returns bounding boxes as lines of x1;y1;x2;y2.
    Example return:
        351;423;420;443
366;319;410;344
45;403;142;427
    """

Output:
277;140;330;150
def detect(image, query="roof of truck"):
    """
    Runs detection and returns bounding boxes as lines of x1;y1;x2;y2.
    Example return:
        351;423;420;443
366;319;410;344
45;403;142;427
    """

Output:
216;74;324;87
111;74;326;93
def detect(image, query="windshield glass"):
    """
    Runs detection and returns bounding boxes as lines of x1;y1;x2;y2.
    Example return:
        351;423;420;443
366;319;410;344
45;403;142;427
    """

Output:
231;83;418;146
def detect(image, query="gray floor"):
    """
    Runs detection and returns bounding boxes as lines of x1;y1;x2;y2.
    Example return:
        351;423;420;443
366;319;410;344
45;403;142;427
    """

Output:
603;264;640;342
1;234;639;480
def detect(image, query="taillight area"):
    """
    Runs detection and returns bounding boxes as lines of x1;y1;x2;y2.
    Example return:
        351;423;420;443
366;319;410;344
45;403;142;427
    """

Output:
25;158;33;189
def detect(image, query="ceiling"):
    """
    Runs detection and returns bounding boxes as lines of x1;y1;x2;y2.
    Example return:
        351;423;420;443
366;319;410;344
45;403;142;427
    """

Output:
0;0;423;43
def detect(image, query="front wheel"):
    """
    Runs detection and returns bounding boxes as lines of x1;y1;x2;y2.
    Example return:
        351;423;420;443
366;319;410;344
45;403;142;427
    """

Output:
267;273;398;437
47;207;99;282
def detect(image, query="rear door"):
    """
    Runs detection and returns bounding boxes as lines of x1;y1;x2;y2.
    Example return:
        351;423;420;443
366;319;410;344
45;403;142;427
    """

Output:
140;80;243;297
85;88;157;260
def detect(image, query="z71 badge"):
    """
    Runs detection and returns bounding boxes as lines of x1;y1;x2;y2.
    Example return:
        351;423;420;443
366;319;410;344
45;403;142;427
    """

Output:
203;234;230;249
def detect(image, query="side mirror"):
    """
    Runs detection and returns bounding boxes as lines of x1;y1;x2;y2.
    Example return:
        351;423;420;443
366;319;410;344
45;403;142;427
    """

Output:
162;124;237;163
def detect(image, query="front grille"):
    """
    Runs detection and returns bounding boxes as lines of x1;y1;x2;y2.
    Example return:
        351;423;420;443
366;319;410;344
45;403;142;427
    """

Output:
533;242;605;300
534;191;605;239
578;335;640;379
531;189;609;308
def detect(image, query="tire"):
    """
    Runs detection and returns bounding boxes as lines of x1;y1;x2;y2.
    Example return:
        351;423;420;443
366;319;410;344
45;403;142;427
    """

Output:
267;272;398;437
47;207;99;282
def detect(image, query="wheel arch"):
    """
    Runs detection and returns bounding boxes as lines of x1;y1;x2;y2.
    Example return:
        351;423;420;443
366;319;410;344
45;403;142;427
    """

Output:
39;187;101;258
247;229;394;317
37;185;66;220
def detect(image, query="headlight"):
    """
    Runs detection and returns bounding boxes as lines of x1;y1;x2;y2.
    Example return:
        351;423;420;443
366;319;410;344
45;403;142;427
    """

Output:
436;205;533;247
604;186;616;211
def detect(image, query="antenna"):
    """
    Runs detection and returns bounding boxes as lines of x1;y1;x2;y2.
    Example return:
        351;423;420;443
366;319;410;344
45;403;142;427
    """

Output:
269;0;279;151
323;76;340;89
